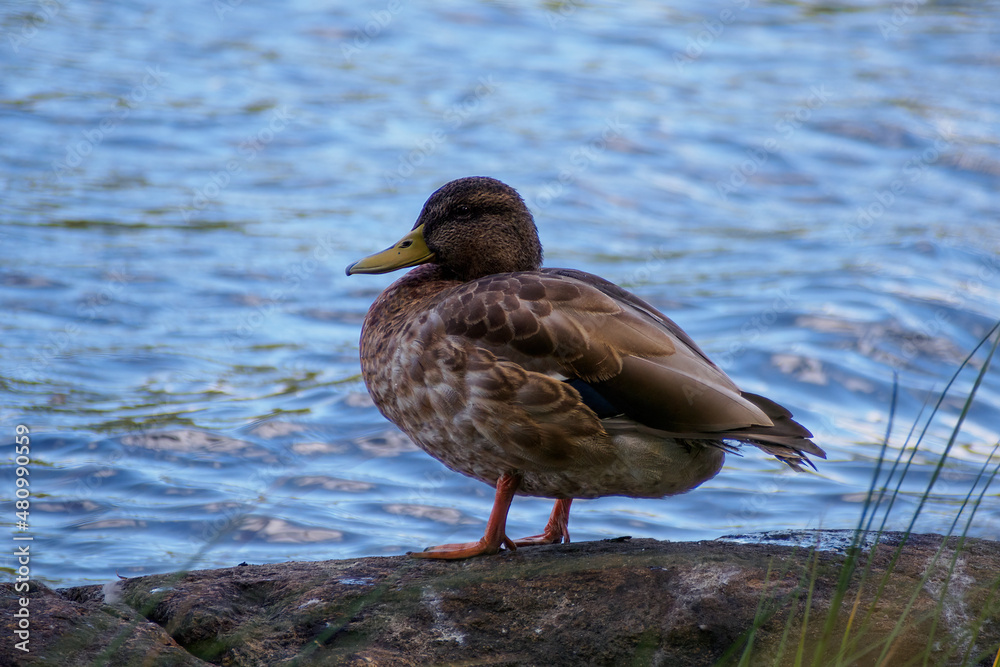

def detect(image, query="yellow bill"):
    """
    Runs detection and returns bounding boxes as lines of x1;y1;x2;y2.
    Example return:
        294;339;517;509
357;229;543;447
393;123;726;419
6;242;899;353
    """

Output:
345;224;435;275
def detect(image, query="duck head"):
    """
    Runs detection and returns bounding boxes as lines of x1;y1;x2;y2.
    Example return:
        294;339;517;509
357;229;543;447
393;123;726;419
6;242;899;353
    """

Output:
346;177;543;282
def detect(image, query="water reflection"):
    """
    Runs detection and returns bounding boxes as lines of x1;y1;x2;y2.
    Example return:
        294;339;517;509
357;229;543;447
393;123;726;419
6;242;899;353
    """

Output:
1;0;997;587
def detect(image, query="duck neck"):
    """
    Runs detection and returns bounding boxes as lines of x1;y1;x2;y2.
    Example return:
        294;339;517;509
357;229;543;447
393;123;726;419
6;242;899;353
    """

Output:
360;265;458;364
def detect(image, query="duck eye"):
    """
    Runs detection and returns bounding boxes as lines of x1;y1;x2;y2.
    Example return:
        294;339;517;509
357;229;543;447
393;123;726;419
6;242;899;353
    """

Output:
455;204;471;216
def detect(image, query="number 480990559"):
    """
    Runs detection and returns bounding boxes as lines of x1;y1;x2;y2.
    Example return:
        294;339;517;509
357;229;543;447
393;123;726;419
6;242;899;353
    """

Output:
14;425;30;525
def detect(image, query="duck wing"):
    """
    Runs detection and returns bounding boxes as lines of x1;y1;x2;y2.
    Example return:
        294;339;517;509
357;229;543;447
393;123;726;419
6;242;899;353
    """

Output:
434;268;823;467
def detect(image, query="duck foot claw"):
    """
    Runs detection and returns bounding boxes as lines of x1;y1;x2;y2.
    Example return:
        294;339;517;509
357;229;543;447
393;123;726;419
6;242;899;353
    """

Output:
410;473;522;560
409;537;513;560
408;483;575;558
514;498;573;547
513;531;569;547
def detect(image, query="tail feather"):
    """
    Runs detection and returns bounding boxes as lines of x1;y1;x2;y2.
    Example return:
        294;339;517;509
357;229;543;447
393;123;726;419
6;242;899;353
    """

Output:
724;392;826;470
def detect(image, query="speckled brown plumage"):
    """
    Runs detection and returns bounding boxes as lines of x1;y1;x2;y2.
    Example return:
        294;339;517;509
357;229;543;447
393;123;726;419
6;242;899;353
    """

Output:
348;176;824;558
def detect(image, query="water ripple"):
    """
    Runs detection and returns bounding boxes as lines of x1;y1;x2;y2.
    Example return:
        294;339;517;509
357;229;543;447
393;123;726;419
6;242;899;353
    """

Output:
3;0;998;587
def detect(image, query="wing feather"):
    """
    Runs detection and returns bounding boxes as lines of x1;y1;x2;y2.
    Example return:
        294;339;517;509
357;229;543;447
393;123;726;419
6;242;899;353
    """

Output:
430;268;823;467
437;271;769;429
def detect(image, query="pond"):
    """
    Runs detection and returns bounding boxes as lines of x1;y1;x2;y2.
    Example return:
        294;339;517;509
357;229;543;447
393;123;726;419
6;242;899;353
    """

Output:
1;0;998;587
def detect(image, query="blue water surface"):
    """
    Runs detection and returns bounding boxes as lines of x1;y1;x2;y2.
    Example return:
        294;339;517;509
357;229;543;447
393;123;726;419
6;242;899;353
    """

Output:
1;0;999;587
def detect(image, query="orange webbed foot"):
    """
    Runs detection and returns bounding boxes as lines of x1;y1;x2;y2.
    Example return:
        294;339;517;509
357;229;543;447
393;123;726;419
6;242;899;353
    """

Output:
513;529;569;547
409;473;522;560
409;535;517;560
514;498;572;547
407;483;575;558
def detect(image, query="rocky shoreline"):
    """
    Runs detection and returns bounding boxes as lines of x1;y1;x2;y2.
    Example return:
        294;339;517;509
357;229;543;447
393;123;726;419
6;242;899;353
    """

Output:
3;531;999;666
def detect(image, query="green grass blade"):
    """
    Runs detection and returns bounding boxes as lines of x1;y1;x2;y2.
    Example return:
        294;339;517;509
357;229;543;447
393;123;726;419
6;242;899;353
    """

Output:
871;325;1000;666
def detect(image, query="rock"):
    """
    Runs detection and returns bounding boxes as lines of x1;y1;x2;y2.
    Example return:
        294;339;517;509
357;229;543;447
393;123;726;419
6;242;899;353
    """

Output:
3;532;999;666
0;579;203;666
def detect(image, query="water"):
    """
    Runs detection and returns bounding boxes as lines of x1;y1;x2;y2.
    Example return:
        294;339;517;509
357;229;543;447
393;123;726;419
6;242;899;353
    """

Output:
2;1;998;588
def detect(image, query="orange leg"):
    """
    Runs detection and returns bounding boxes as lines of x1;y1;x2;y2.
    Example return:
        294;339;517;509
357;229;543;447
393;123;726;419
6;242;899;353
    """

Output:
410;472;521;560
514;498;572;547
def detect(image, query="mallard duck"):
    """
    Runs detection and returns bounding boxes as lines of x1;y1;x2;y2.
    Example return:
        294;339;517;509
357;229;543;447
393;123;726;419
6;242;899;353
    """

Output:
346;176;824;559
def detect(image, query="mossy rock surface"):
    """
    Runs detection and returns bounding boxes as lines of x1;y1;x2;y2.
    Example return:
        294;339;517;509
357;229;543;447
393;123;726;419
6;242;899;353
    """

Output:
4;532;999;666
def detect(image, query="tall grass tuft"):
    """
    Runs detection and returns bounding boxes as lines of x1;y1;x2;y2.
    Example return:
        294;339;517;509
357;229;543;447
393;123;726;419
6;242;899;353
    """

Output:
726;321;1000;666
